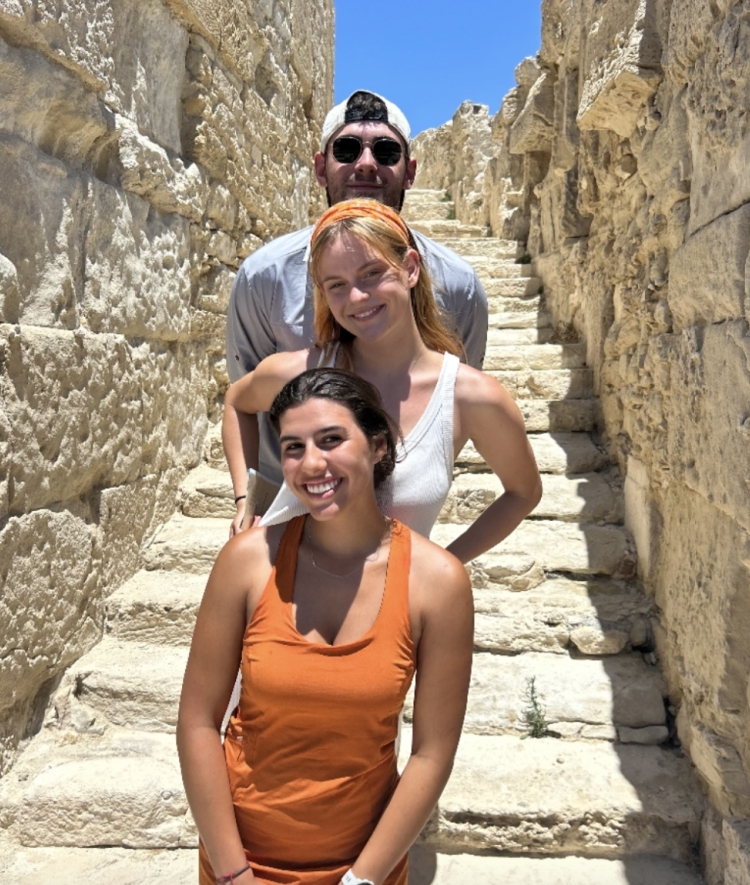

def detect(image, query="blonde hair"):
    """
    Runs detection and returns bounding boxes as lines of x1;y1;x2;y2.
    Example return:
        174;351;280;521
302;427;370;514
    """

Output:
309;214;463;370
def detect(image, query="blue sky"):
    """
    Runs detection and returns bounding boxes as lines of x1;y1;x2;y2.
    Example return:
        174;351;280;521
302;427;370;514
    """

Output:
333;2;543;137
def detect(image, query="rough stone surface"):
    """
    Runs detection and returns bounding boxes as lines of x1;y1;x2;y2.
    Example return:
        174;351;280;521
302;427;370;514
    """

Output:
408;847;705;885
414;0;750;866
0;0;334;773
401;730;704;860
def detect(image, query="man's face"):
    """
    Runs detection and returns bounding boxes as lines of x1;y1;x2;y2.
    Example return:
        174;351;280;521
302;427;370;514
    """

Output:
314;121;417;210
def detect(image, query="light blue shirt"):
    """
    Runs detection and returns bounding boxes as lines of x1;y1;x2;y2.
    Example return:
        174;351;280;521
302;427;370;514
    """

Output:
226;226;488;483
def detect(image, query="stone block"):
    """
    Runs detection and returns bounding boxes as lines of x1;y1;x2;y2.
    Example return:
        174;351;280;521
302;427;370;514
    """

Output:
2;0;187;152
618;725;669;744
0;133;83;328
577;0;662;137
509;71;555;155
681;722;750;817
679;9;750;233
725;817;750;885
0;509;99;718
624;455;655;579
1;326;206;513
97;469;184;594
668;204;750;330
0;36;111;166
116;116;207;222
666;323;750;535
80;178;192;340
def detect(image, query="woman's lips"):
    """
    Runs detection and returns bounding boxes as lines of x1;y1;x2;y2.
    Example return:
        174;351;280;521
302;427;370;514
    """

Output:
350;304;384;322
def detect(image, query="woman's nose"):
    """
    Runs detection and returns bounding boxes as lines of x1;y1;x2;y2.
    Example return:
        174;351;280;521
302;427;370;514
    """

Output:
301;441;326;471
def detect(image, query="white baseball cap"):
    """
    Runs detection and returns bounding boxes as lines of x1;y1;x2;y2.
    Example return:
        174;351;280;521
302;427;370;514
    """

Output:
319;90;411;153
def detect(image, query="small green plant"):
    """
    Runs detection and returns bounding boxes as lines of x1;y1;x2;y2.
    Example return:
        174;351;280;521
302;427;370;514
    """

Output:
522;676;550;739
446;206;456;220
515;253;532;265
440;190;452;202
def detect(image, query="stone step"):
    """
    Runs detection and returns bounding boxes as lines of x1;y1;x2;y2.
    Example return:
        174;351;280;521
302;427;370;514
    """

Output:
408;847;705;885
484;276;542;299
143;515;227;573
402;197;454;222
481;295;544;319
518;398;600;432
409;218;488;239
489;367;594;400
179;463;233;518
53;638;189;733
439;472;622;525
401;731;703;861
0;842;198;884
405;651;666;740
438;236;522;259
431;519;633;581
469;257;538;279
0;729;196;849
106;571;649;660
485;326;556;346
457;433;607;475
106;570;207;645
488;306;551;330
484;342;586;371
473;577;653;656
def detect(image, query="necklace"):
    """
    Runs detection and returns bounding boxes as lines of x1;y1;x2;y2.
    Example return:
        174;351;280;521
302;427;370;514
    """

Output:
307;518;391;579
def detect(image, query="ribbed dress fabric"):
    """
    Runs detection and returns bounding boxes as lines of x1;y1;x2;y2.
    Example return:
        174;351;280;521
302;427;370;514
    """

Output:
199;516;416;885
260;351;459;538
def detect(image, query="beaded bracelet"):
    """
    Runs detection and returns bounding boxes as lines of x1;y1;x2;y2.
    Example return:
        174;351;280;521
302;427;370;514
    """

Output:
234;494;247;505
216;862;251;884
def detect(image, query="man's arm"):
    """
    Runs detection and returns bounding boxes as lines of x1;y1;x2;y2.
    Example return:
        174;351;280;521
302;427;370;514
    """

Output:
226;262;278;383
458;270;488;370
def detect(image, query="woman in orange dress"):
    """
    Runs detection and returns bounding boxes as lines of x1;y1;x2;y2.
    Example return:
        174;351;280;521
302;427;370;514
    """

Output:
177;369;473;885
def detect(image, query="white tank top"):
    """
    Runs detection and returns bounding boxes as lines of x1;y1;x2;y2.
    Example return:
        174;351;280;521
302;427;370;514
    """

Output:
259;351;459;538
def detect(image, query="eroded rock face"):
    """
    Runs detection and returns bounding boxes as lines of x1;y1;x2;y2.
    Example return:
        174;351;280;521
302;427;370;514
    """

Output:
414;0;750;879
0;0;333;772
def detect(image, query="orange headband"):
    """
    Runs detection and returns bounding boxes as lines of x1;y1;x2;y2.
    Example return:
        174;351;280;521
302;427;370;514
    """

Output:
310;199;412;247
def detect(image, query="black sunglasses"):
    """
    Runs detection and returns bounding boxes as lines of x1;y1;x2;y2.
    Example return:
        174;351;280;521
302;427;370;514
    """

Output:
331;135;403;166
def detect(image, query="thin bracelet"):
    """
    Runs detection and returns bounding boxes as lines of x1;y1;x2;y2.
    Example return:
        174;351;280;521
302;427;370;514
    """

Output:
216;862;251;884
234;494;247;505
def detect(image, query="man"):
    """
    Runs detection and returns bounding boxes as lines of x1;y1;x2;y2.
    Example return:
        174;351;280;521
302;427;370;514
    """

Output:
226;90;488;484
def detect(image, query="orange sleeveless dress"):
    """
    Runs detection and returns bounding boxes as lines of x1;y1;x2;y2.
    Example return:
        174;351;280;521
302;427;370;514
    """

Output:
198;516;416;885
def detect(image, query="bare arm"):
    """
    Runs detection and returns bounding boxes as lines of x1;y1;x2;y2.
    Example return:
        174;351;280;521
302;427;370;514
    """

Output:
447;368;543;564
223;350;311;535
176;531;272;884
346;543;474;884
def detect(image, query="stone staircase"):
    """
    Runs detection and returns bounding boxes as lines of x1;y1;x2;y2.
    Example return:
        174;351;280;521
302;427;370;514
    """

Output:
0;189;706;884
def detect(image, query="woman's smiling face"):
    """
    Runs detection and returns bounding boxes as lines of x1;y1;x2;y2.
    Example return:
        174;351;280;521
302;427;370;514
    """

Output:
316;231;420;343
278;397;385;520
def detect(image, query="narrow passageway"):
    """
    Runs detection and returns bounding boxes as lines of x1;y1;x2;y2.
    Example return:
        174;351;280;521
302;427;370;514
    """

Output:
0;188;705;883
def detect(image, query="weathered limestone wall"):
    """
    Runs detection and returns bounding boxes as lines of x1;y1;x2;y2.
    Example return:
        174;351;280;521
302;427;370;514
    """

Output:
0;0;333;774
414;1;750;880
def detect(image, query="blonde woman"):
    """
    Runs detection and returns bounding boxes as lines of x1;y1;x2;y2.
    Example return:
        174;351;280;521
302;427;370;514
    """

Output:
223;199;541;563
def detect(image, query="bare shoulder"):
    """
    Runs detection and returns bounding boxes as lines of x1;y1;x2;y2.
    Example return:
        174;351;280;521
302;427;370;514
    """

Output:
207;525;277;613
409;531;472;608
455;363;513;407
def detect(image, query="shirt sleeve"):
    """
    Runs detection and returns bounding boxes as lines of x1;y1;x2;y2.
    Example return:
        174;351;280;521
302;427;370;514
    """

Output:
460;269;488;370
225;261;276;383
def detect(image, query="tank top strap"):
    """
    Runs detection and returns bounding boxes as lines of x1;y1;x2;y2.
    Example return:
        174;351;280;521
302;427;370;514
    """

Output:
272;515;306;604
440;353;460;470
377;518;413;637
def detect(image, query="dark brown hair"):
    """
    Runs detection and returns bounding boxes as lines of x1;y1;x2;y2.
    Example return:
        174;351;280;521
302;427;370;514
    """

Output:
268;369;401;488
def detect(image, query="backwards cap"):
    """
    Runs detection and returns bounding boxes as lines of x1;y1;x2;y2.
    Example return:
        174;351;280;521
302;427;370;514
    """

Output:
319;90;411;153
